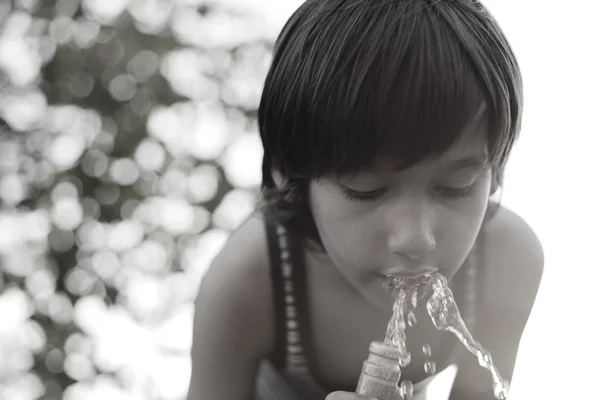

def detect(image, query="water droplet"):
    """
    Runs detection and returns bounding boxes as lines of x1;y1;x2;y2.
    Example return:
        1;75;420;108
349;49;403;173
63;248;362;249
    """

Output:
422;344;431;357
400;351;411;368
407;310;417;327
493;381;509;399
477;350;492;366
424;360;436;375
411;290;418;308
399;380;414;400
393;269;508;400
427;297;440;312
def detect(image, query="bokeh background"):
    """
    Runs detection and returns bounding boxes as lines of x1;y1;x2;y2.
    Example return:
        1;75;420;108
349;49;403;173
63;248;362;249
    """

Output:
0;1;598;399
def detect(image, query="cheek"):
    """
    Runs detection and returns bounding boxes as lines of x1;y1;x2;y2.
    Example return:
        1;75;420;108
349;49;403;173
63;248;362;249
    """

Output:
308;174;491;271
309;181;349;217
310;184;347;234
308;183;369;254
439;182;491;266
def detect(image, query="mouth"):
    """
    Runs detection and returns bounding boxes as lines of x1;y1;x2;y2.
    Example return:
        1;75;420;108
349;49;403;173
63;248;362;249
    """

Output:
377;267;439;295
375;275;435;308
381;266;438;279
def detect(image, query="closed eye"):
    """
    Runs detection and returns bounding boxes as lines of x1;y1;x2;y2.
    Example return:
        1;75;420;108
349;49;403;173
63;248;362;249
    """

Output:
342;187;386;203
437;184;475;199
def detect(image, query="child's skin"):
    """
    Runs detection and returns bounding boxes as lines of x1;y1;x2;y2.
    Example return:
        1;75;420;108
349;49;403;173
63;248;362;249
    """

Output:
307;113;491;312
186;0;544;398
187;142;543;399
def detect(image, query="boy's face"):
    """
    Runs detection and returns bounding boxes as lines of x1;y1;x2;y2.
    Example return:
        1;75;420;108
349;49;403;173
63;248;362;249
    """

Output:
308;125;492;310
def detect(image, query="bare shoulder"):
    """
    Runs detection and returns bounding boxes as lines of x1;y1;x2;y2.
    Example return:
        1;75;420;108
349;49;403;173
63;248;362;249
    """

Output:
481;204;545;310
187;211;274;399
451;205;545;395
194;211;274;352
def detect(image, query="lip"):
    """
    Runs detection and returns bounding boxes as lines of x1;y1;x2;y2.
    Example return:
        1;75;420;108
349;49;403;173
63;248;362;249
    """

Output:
381;266;438;278
375;272;436;306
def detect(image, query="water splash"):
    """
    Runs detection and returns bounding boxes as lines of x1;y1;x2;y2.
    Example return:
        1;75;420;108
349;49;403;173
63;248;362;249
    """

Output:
383;290;411;367
422;344;431;357
407;310;417;327
411;290;418;309
426;273;509;399
383;276;429;368
424;360;437;375
399;380;414;400
383;272;509;400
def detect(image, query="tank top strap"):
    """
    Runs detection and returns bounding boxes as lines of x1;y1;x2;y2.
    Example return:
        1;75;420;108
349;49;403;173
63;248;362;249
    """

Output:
263;213;311;375
264;213;287;370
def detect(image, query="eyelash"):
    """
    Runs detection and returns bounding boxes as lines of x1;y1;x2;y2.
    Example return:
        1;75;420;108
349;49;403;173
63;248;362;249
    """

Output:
437;185;475;199
343;188;385;203
342;185;476;203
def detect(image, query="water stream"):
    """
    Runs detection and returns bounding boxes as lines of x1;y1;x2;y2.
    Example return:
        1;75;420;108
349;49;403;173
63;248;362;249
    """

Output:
382;272;509;400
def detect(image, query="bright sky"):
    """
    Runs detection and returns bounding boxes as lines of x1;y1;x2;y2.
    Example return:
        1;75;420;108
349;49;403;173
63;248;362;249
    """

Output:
484;2;600;398
246;0;600;398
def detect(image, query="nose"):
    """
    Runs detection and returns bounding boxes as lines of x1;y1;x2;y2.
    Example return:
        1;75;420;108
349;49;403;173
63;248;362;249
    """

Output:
386;204;436;260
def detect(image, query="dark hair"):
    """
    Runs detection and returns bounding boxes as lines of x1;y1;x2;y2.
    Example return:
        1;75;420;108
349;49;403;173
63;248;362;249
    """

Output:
258;0;522;248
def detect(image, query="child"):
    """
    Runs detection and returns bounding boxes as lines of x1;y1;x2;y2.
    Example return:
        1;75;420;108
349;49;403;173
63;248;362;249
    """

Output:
187;0;544;399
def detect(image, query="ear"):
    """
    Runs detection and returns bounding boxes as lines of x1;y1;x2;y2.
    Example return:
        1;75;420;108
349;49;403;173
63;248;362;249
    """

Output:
272;169;286;188
272;170;303;206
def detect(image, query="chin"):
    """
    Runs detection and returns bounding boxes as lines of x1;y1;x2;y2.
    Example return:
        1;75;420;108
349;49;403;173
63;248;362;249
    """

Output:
359;277;398;311
364;295;394;313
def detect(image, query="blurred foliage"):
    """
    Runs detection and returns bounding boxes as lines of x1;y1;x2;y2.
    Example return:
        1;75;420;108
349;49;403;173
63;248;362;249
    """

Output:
0;0;272;398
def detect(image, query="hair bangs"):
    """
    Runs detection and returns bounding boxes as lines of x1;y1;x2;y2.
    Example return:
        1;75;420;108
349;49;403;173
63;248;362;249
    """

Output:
259;0;522;183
